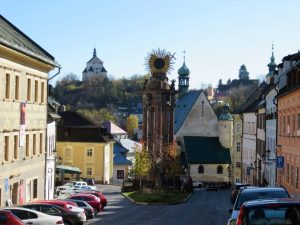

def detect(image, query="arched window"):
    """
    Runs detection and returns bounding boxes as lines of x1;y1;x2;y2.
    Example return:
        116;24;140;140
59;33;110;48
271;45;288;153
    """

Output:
198;165;204;174
217;165;223;174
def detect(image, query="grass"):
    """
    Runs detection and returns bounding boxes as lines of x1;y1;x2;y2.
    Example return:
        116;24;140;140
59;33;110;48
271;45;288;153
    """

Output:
123;190;191;204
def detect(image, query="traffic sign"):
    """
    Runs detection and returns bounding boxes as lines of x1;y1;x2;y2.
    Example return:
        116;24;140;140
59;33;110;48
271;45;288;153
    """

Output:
276;156;284;168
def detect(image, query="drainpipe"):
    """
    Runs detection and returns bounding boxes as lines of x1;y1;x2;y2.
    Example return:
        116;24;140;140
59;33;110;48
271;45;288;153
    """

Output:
44;66;61;200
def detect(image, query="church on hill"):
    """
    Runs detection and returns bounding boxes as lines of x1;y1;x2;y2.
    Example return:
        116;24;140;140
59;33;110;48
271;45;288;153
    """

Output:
82;48;108;82
174;56;233;185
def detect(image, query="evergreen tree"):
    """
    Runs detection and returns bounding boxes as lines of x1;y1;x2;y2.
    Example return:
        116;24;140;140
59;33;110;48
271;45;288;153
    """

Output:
239;65;249;80
218;79;223;86
227;78;231;85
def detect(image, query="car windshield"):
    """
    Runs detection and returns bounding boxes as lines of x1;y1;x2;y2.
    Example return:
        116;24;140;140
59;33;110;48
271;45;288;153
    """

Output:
235;191;289;210
245;206;300;225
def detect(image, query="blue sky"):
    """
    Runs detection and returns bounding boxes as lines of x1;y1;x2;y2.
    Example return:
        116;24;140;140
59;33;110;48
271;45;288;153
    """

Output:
2;0;300;88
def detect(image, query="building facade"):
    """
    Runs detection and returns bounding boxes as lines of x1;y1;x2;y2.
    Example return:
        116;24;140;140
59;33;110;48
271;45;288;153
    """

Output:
231;114;242;183
0;15;59;206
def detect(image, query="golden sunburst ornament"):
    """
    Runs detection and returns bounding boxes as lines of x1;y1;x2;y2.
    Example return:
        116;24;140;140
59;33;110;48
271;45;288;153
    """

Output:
145;49;175;75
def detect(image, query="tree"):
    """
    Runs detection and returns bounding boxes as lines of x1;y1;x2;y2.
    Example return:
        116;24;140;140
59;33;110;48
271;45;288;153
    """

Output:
239;65;249;80
131;146;151;189
227;78;231;85
126;115;138;137
218;79;223;86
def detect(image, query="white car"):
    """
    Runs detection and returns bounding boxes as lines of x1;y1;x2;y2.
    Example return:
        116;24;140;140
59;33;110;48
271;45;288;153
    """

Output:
4;207;64;225
192;180;203;188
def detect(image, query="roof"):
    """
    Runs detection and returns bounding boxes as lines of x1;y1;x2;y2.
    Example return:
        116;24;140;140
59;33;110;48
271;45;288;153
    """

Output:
101;67;107;72
174;90;201;133
113;142;132;165
57;111;113;143
178;62;190;76
102;121;127;135
184;136;231;164
0;15;59;67
119;138;141;153
56;165;81;173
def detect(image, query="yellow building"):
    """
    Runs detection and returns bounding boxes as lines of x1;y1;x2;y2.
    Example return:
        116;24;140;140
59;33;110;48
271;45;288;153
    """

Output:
56;111;114;184
231;114;242;183
0;15;59;206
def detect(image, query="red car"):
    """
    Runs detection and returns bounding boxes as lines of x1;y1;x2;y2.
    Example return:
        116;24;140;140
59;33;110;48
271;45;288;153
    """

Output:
0;209;25;225
34;200;74;211
81;191;107;209
68;194;102;214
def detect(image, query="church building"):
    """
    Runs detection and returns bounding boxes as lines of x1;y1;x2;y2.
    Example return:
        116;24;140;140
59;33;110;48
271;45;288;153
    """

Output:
175;56;232;185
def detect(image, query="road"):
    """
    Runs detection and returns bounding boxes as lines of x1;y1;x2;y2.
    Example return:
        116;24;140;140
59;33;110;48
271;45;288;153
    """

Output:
86;185;233;225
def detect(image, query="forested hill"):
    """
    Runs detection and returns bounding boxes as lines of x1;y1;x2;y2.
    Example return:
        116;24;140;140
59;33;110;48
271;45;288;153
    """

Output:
53;73;149;111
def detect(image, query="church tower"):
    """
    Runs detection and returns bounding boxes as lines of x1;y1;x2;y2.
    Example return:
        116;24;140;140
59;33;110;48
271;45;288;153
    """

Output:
218;103;233;149
266;44;277;84
142;49;177;160
178;53;190;95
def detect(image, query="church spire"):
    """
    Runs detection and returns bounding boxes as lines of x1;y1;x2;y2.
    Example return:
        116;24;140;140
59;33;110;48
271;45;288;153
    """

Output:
93;48;97;57
267;43;277;73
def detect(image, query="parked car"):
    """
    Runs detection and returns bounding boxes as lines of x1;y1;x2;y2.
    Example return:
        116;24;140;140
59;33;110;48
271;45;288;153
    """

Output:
227;186;290;225
230;182;251;203
80;191;107;208
0;209;25;225
206;183;218;191
235;198;300;225
4;207;64;225
67;194;102;214
34;200;86;222
23;203;85;225
65;199;94;220
192;180;203;188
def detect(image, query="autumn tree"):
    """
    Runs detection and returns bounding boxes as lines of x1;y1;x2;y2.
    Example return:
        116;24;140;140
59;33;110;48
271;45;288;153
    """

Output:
126;115;138;137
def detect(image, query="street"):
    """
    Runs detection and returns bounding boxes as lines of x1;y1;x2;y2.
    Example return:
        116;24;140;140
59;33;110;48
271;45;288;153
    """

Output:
86;185;233;225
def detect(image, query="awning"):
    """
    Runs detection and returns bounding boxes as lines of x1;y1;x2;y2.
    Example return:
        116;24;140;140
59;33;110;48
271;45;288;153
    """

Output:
56;165;81;174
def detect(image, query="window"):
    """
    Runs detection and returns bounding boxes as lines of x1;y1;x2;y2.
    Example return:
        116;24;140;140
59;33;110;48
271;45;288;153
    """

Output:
117;170;124;179
87;168;92;176
87;149;93;157
15;75;19;100
236;142;241;152
298;114;300;134
65;148;71;157
291;166;294;186
34;80;38;102
4;136;9;161
283;116;286;135
14;135;18;160
27;78;31;101
41;82;45;103
39;133;43;154
33;179;38;198
33;134;36;155
236;179;240;183
217;165;223;174
41;205;59;214
236;124;242;133
198;165;204;174
25;134;30;157
287;163;290;183
292;114;295;135
236;162;241;167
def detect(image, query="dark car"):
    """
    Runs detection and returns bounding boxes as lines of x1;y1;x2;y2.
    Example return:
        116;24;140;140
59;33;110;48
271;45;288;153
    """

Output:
65;199;94;219
227;186;290;225
22;203;84;225
235;198;300;225
230;183;250;203
0;209;25;225
207;183;218;191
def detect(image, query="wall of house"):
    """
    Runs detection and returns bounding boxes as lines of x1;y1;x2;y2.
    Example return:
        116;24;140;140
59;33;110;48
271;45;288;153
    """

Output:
56;141;114;184
277;89;300;196
113;165;128;185
0;49;51;207
190;164;230;183
176;92;218;137
232;114;242;183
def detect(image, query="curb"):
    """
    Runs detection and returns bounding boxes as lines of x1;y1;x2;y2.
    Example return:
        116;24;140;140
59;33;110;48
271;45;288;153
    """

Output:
121;192;194;206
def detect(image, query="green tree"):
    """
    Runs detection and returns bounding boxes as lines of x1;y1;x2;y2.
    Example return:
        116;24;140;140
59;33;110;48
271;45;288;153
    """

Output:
126;115;138;137
132;146;151;189
239;65;249;80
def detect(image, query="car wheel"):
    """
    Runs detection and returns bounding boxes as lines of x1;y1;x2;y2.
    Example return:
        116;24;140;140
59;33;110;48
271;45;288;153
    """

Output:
93;207;98;215
64;221;72;225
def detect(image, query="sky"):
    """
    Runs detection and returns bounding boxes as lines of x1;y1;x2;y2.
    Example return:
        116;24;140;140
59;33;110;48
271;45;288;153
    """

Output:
2;0;300;88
